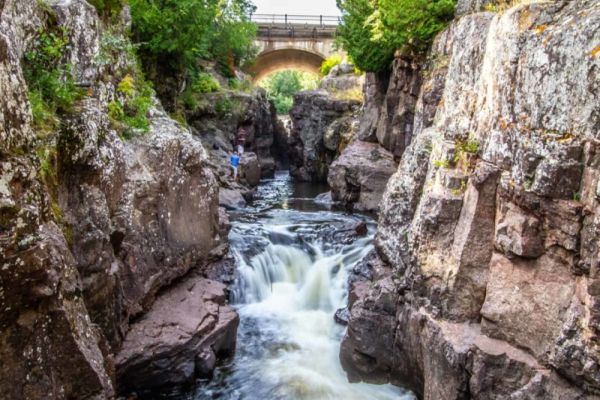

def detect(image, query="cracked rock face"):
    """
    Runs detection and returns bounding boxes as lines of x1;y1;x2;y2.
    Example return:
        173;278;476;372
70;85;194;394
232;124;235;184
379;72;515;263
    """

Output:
1;0;233;398
342;0;600;398
288;88;361;183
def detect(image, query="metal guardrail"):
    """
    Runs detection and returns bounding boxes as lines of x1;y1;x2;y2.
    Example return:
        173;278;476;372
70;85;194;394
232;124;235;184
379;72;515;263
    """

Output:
250;14;340;27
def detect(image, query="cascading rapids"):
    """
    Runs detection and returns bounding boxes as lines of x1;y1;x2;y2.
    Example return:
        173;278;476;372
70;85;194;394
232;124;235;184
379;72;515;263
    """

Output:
193;173;415;400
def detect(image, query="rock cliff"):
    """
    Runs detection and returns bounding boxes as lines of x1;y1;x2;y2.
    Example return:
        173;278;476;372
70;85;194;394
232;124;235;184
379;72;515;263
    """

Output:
341;0;600;398
185;88;286;183
0;0;238;398
289;88;361;182
288;66;400;212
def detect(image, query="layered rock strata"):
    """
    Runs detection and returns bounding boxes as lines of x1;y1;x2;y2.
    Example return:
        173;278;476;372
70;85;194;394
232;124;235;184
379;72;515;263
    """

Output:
342;0;600;398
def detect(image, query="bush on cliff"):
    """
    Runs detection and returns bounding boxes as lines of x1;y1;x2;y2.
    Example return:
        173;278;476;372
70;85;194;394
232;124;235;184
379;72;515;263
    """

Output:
23;25;83;134
320;54;343;76
336;0;456;72
88;0;126;20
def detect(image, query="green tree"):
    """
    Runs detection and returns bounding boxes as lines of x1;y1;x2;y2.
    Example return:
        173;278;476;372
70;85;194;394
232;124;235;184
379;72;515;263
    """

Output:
336;0;456;72
259;70;319;114
335;0;394;73
372;0;455;52
129;0;256;73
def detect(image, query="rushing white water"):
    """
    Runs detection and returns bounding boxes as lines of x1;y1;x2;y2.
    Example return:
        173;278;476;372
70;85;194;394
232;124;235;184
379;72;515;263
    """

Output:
193;173;415;400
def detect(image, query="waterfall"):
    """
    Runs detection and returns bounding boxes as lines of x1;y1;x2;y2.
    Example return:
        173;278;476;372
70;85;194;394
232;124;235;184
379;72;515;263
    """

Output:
194;173;415;400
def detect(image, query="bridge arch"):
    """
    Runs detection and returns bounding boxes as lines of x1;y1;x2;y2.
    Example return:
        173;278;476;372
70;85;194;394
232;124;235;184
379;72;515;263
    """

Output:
249;48;325;82
246;14;343;82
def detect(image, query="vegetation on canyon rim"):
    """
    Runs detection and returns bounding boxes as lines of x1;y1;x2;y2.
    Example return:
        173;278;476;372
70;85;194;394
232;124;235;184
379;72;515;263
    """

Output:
259;70;320;114
335;0;456;72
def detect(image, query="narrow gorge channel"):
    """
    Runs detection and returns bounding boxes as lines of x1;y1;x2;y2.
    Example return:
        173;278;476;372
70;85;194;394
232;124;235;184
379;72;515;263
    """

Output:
192;172;414;400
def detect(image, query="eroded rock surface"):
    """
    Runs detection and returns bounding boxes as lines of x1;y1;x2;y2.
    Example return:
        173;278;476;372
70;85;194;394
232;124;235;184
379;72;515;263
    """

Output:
342;1;600;398
116;275;239;395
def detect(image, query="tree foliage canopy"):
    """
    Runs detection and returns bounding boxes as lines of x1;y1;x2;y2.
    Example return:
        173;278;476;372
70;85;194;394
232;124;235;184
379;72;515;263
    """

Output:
129;0;257;74
336;0;456;72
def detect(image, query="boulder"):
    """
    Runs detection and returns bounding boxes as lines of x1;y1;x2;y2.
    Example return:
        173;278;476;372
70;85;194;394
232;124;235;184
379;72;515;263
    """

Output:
185;89;284;181
328;141;397;212
239;152;261;187
219;188;247;209
116;275;239;395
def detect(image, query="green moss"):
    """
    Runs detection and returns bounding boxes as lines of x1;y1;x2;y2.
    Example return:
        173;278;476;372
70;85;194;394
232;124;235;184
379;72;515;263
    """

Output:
433;159;450;169
169;111;189;129
215;98;233;115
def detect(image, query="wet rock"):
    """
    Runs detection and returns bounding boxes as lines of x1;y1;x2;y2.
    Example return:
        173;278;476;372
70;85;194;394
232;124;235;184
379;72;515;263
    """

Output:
328;141;397;212
203;256;236;286
334;307;350;325
219;188;247;209
116;275;239;395
314;191;333;204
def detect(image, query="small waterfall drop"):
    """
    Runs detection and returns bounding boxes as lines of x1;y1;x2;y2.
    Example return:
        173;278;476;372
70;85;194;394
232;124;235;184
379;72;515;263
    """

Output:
193;172;415;400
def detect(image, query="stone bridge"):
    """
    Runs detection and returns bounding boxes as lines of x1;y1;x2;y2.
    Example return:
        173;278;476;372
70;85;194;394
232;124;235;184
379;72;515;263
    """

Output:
247;14;344;81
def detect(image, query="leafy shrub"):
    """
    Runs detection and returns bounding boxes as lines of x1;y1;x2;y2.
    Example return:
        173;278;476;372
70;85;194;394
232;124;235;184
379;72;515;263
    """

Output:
215;98;234;115
433;159;450;169
192;72;221;94
336;0;456;72
320;54;343;76
87;0;126;20
335;0;395;73
96;30;137;67
228;78;253;92
24;25;84;134
109;73;154;139
258;70;320;115
129;0;257;79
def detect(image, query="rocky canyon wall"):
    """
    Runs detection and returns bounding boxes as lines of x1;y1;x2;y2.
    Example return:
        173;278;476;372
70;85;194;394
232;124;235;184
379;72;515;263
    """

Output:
0;1;240;398
341;0;600;398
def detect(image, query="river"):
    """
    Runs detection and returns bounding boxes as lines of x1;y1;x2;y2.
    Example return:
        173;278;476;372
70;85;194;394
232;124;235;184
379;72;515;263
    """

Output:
190;172;415;400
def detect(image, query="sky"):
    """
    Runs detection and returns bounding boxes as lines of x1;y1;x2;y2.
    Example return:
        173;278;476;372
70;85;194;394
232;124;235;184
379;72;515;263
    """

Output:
252;0;341;16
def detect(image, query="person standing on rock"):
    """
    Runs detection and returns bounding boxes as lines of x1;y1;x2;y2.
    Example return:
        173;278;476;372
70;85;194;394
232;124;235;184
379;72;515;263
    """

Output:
230;151;240;181
236;126;247;155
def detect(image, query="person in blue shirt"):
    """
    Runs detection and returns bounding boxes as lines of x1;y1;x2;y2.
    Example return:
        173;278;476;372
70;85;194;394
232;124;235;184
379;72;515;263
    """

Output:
230;151;240;181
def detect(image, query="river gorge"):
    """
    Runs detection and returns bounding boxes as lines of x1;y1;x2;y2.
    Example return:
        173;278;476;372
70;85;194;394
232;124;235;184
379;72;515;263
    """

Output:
1;0;599;399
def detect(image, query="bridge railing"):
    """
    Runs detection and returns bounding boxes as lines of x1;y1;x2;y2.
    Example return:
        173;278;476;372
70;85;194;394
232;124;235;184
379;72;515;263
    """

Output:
250;14;340;27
